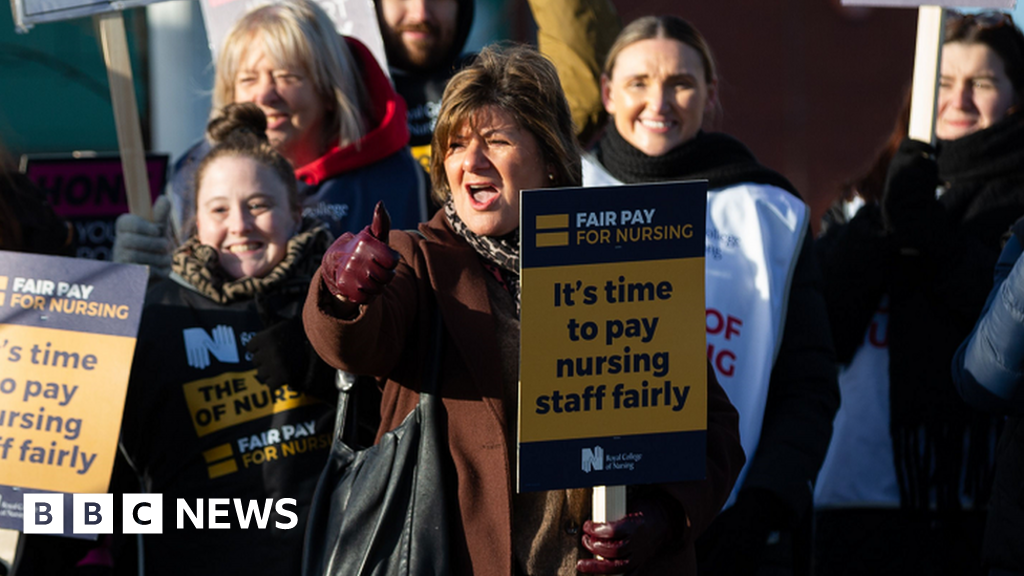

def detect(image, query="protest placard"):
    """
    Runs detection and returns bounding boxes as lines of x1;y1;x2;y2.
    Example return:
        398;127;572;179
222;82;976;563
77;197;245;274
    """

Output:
0;252;147;532
22;154;168;261
10;0;163;30
518;181;708;494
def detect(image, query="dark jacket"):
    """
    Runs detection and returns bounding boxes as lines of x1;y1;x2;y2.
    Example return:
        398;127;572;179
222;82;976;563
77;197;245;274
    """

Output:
115;224;335;576
818;115;1024;509
303;209;745;576
953;232;1024;571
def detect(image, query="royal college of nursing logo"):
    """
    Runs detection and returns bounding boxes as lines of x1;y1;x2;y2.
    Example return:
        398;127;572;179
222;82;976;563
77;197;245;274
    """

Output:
581;446;604;473
182;325;239;369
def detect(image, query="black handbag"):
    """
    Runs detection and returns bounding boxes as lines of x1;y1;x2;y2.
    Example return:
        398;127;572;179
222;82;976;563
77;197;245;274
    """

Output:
302;308;451;576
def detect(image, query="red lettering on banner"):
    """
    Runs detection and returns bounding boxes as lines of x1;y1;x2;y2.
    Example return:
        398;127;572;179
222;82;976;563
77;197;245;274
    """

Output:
707;344;736;377
706;308;743;340
706;308;742;377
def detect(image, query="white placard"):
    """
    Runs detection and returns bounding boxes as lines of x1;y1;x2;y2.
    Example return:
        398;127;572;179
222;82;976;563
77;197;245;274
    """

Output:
199;0;389;79
11;0;166;31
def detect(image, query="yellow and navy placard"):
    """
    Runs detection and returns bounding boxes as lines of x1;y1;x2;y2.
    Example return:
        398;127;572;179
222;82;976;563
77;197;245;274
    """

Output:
0;251;147;497
518;181;707;492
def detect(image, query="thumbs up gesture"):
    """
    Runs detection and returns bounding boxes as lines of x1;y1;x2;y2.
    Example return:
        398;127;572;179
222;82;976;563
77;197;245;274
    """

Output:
322;201;400;305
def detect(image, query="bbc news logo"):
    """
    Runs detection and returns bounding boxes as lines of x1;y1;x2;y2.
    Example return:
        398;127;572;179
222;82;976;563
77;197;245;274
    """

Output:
22;494;297;534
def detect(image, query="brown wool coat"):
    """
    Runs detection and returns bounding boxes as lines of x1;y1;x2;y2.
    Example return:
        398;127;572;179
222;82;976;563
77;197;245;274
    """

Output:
303;210;746;576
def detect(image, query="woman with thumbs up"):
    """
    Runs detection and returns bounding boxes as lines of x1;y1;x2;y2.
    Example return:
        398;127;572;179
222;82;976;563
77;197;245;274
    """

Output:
303;44;745;576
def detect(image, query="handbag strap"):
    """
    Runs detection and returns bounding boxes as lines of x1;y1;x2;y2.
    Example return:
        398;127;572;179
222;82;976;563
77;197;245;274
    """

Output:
332;277;445;440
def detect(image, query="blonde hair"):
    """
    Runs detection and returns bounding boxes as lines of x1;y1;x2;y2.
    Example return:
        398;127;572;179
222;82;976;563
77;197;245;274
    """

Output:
212;0;369;151
430;44;582;204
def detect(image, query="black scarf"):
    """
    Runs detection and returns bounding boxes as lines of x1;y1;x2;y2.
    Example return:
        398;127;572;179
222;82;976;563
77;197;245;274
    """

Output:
443;198;520;315
889;115;1024;511
596;122;798;195
939;114;1024;184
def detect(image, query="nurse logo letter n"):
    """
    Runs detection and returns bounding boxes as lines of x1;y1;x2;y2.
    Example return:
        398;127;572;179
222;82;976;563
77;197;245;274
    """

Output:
183;325;239;369
582;446;604;473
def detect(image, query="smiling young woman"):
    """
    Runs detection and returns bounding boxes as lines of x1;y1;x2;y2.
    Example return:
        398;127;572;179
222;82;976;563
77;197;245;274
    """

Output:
582;15;841;576
113;103;338;576
195;154;299;280
601;37;717;157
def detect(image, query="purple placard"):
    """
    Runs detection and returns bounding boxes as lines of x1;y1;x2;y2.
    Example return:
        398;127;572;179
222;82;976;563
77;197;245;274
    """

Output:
22;155;169;261
24;155;167;219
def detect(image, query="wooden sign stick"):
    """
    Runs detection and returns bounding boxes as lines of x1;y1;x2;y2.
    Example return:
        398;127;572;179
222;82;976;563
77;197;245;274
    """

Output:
593;484;626;572
908;6;946;143
97;11;153;221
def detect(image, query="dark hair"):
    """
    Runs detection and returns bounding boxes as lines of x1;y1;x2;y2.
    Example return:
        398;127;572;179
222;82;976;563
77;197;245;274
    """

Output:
0;145;72;254
430;44;582;204
194;103;301;217
946;10;1024;102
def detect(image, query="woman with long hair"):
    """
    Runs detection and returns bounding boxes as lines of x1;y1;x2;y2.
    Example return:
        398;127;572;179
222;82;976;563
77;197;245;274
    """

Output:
583;15;840;575
815;11;1024;575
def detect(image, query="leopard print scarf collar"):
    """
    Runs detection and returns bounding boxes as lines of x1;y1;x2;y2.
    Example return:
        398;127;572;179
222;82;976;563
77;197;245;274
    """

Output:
171;217;331;304
444;198;520;315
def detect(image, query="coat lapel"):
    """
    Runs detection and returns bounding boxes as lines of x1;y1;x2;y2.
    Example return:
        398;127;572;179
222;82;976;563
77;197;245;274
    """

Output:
420;220;509;432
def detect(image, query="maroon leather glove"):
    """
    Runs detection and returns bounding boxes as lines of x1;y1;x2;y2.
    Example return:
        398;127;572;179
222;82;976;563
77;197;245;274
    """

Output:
321;201;400;305
577;492;683;574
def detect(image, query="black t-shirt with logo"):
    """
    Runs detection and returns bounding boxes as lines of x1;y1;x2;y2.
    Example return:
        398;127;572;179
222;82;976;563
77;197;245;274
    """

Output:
115;278;334;576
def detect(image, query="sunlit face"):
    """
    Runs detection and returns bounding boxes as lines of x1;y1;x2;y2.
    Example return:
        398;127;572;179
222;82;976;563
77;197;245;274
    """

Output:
196;155;300;280
602;38;717;157
233;39;328;168
377;0;458;71
936;42;1016;140
444;106;550;237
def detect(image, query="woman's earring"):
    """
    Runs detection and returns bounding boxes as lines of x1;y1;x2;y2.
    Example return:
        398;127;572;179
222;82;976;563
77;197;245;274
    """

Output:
548;173;555;182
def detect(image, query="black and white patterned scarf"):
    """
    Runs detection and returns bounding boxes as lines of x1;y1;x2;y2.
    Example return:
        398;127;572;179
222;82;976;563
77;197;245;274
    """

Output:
443;198;520;315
